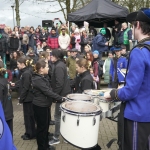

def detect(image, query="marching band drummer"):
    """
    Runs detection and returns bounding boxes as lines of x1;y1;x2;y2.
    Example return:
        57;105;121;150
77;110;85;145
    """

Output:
74;58;101;150
104;8;150;150
110;46;127;88
32;59;65;150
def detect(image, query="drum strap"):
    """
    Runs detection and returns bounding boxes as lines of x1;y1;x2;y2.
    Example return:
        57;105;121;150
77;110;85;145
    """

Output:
117;102;126;150
106;102;126;150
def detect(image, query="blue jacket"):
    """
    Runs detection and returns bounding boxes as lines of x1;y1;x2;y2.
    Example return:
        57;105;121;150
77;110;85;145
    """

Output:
118;41;150;122
92;33;108;52
110;56;127;83
0;102;17;150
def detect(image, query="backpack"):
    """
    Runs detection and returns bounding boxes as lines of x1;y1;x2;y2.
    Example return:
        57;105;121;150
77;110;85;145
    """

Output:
97;59;104;77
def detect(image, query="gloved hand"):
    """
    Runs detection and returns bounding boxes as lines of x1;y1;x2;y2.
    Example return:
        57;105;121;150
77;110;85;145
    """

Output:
104;91;111;100
56;97;66;103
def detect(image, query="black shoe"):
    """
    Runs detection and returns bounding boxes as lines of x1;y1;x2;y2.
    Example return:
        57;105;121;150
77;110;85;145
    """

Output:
48;133;54;136
22;135;36;140
49;120;55;125
47;145;55;150
48;133;54;140
21;134;27;138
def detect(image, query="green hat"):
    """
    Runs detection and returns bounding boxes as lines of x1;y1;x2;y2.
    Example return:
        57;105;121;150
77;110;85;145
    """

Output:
100;28;106;35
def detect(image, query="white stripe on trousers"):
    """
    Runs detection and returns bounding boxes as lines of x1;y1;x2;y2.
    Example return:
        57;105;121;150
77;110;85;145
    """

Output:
133;122;137;150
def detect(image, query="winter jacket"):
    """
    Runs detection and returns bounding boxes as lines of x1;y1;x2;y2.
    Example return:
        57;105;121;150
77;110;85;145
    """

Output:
28;33;36;49
1;32;9;53
92;33;108;53
39;33;48;43
112;23;121;45
77;71;94;93
32;73;62;107
79;35;89;53
51;60;71;96
9;37;19;52
47;34;59;49
118;28;132;45
117;41;150;122
70;36;76;49
110;56;127;83
19;67;34;103
58;34;70;50
103;58;112;83
0;77;13;121
66;56;76;79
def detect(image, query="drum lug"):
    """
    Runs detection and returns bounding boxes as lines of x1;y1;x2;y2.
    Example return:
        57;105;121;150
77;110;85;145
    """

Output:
62;112;66;122
93;116;96;126
77;115;80;126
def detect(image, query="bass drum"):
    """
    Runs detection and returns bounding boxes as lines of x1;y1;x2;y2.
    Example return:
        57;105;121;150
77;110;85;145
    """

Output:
60;101;102;149
66;93;93;102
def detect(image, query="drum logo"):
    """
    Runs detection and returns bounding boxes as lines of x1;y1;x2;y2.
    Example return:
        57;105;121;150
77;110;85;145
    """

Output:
0;117;4;139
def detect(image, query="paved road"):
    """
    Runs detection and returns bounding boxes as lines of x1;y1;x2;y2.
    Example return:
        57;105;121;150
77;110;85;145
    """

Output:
12;92;118;150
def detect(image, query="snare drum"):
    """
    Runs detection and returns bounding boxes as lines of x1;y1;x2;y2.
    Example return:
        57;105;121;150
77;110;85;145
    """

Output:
66;93;93;102
60;101;102;149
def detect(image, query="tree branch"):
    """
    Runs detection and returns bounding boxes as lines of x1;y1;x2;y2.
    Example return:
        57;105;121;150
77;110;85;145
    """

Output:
46;8;66;13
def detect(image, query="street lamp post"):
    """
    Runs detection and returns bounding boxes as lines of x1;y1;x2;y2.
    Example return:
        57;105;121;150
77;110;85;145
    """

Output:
11;5;15;27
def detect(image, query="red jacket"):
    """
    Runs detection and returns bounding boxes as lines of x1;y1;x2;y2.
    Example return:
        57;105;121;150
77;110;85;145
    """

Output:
93;61;99;77
47;34;59;49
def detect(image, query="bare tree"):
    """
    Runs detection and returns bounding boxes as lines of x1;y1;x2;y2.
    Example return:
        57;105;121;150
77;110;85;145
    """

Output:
9;0;26;26
36;0;92;21
113;0;150;12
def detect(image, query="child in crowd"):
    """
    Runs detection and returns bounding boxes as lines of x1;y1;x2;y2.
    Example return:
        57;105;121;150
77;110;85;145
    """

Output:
36;42;43;54
90;67;99;89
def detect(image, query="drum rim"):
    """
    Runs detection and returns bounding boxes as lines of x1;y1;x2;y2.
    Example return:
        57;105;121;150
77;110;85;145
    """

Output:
60;102;102;116
66;93;93;100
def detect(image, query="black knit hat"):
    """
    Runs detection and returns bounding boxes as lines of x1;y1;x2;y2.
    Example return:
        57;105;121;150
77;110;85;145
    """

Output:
126;8;150;23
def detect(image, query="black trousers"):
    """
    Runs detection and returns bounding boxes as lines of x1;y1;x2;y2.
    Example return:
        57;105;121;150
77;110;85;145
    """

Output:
23;102;36;138
124;118;150;150
33;104;50;150
6;119;13;136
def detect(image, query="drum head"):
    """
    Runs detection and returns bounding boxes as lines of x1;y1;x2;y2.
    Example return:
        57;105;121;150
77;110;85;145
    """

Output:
84;89;109;96
61;101;101;114
67;94;92;101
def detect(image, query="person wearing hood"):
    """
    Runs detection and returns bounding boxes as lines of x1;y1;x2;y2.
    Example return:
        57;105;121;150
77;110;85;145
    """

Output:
104;8;150;150
58;28;70;51
70;28;81;52
92;28;109;59
47;28;59;50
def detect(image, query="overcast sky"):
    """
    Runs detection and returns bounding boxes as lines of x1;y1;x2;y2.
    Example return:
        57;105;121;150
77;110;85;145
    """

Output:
0;0;65;28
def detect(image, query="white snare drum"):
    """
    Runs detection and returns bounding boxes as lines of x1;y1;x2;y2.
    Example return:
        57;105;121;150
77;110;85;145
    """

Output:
66;93;93;102
84;89;106;105
60;101;102;149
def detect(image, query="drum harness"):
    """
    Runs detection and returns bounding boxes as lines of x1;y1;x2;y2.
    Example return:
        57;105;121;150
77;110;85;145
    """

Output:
106;38;150;150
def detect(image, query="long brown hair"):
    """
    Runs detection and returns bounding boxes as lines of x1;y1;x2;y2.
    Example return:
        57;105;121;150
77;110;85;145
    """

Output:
86;52;93;62
0;61;6;77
